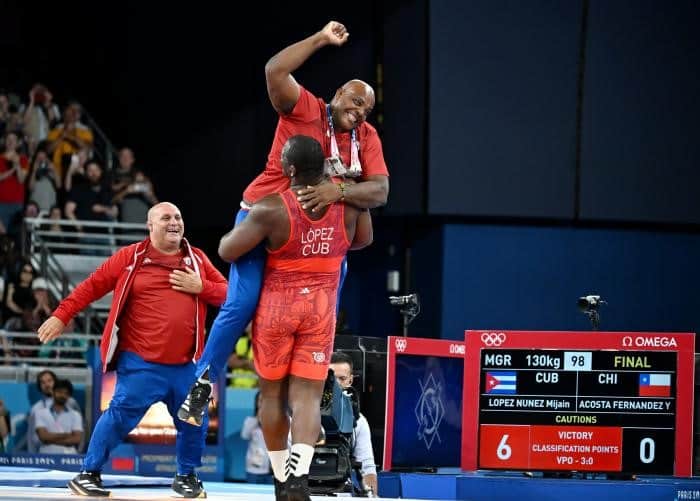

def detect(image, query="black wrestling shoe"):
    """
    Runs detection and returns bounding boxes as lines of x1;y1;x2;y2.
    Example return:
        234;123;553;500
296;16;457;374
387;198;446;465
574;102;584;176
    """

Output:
274;477;288;501
286;474;311;501
67;471;111;497
172;472;206;498
177;380;212;426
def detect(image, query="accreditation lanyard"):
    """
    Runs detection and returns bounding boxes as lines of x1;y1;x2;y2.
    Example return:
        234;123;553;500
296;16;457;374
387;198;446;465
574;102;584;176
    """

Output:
326;104;361;176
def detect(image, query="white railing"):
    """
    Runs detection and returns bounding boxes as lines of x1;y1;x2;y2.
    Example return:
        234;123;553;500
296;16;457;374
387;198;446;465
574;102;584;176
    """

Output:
23;217;148;334
0;331;101;367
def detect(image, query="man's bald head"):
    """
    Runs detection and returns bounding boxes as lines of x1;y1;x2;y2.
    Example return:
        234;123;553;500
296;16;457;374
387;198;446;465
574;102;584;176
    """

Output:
147;202;180;223
147;202;184;254
329;79;376;132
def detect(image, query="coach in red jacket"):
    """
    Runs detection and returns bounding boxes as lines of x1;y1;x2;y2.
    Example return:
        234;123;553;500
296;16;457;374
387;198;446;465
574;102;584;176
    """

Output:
37;202;227;499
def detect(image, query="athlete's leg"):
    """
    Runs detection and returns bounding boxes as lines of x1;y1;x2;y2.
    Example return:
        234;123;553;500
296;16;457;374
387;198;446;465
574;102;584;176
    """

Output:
194;208;266;383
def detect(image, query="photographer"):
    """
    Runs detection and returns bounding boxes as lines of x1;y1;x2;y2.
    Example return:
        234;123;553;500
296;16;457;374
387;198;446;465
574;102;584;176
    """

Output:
28;147;61;213
111;169;158;224
23;84;61;155
329;352;377;495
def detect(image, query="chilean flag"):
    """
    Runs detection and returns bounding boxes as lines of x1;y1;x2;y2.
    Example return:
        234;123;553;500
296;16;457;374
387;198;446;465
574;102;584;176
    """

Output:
485;371;517;395
639;373;671;397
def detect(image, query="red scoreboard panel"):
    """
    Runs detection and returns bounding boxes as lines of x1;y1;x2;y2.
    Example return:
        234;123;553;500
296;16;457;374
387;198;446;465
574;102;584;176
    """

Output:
461;331;695;476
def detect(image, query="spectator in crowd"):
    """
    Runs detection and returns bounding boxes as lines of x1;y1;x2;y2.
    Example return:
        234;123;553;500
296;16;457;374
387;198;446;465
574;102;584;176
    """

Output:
0;93;24;136
23;84;61;155
0;399;9;453
64;160;116;255
329;351;377;494
109;147;137;194
110;148;158;224
31;277;54;324
27;146;61;213
40;205;67;246
46;102;93;181
227;322;258;389
112;170;158;224
63;147;92;192
0;131;30;235
241;391;273;484
0;234;21;291
0;91;9;137
34;379;84;454
27;369;81;453
3;260;36;323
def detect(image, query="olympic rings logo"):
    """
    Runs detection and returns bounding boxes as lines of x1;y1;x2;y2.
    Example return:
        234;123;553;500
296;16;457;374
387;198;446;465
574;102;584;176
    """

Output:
395;338;408;352
481;332;506;346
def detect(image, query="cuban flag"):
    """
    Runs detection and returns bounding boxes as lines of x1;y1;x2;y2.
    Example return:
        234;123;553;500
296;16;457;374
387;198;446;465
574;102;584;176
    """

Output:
639;373;671;397
485;371;517;395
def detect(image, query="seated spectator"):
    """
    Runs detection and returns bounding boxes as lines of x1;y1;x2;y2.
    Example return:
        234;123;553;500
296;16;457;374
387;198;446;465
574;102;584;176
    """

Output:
17;200;41;253
23;84;61;155
5;307;42;361
27;146;61;213
0;131;30;235
31;277;54;324
34;379;83;454
28;369;81;453
0;234;21;286
46;102;93;182
41;205;67;246
227;323;258;388
329;352;378;495
64;160;117;254
3;260;36;322
241;391;273;484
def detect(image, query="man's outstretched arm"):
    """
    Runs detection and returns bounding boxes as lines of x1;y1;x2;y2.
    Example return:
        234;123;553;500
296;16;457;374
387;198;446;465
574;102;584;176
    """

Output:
265;20;349;115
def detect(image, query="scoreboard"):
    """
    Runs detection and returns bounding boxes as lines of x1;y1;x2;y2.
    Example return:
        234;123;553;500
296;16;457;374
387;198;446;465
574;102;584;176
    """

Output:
461;331;695;476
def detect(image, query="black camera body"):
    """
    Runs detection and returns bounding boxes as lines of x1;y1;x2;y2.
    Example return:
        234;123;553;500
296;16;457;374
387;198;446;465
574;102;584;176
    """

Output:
309;370;365;496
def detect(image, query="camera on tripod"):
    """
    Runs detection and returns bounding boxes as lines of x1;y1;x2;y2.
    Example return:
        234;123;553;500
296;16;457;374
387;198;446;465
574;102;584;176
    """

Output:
578;294;606;331
389;293;421;337
389;293;419;307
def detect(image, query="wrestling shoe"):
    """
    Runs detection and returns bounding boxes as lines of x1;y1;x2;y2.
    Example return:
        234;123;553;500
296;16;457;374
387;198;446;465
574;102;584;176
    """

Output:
172;472;207;498
274;477;288;501
67;471;111;497
177;380;212;426
286;474;311;501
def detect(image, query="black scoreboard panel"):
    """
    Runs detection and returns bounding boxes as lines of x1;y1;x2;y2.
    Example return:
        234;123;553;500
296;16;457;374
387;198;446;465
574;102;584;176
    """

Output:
477;349;676;473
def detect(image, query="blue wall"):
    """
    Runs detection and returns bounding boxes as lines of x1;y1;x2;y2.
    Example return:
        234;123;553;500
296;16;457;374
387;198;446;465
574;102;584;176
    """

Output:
436;224;700;339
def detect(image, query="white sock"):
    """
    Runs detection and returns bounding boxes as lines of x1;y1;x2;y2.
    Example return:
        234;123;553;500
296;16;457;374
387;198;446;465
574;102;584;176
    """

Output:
288;443;315;477
268;449;289;482
197;377;211;385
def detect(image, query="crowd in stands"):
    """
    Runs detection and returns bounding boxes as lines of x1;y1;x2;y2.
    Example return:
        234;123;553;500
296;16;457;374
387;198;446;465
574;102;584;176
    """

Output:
1;84;159;237
0;83;160;364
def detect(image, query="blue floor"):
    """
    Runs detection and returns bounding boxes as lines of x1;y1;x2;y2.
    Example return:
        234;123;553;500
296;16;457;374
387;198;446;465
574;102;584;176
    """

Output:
2;466;699;500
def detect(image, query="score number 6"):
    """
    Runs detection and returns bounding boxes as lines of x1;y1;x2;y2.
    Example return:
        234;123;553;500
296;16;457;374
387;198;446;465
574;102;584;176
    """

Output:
497;434;512;460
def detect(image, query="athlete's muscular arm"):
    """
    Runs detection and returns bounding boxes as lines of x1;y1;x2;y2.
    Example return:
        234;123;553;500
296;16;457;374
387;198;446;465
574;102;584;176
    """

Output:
265;21;349;114
218;195;286;263
350;209;373;250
